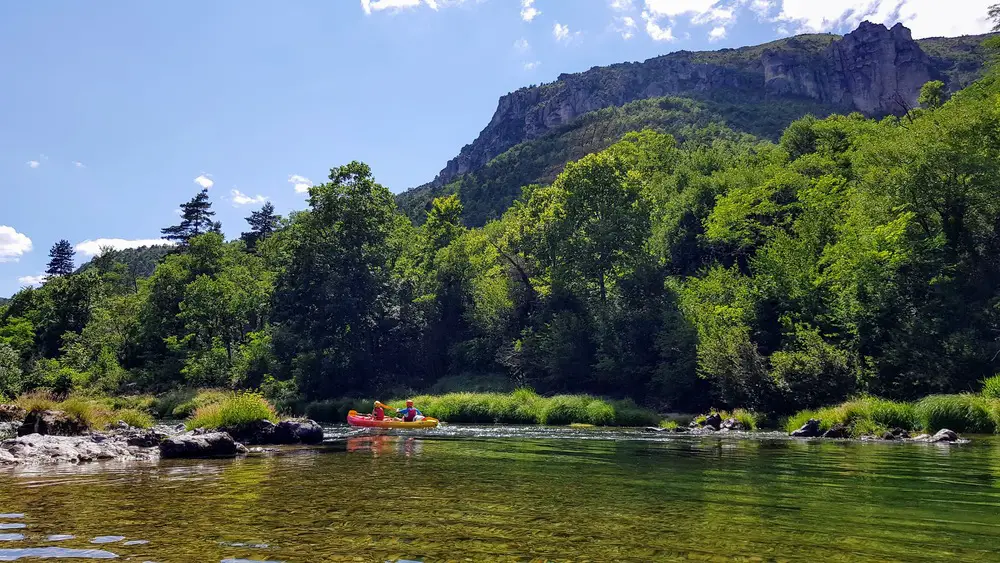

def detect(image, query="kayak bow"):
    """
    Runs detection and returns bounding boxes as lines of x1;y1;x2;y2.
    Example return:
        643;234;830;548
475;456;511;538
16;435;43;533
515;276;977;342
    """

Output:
347;410;439;429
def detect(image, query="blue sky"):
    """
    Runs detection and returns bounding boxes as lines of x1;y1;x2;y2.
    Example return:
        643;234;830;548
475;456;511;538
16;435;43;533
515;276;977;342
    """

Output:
1;0;994;297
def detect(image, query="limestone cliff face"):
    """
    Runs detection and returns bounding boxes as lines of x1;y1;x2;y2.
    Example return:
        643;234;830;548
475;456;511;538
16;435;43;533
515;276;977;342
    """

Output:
421;22;969;191
763;22;932;114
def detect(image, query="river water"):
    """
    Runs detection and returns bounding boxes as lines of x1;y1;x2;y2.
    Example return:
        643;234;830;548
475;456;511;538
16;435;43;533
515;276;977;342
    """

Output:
2;425;1000;562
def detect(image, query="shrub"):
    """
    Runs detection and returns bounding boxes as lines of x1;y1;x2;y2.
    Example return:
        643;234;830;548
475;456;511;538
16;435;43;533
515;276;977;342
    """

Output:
115;408;154;429
915;394;996;434
982;374;1000;399
186;392;278;431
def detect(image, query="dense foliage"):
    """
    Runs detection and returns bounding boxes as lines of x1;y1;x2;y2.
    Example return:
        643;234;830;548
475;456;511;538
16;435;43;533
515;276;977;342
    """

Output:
4;56;1000;419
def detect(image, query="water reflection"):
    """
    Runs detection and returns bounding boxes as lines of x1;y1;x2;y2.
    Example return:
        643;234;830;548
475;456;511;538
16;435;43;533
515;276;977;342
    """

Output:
1;428;999;561
346;435;423;457
0;547;118;560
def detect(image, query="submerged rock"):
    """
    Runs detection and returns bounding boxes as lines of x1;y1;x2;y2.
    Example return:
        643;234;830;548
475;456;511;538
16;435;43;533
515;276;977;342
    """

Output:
931;429;959;443
790;419;823;438
881;431;899;441
0;433;155;465
822;423;849;439
17;410;88;437
720;418;745;431
159;432;247;459
219;418;324;445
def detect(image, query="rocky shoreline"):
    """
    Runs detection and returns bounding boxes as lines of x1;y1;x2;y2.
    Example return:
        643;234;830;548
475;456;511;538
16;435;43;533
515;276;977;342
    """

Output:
644;414;966;444
0;407;325;466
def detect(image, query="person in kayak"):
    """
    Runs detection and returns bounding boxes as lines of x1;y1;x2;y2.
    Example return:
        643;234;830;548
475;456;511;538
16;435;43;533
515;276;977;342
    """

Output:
372;401;386;421
396;400;423;422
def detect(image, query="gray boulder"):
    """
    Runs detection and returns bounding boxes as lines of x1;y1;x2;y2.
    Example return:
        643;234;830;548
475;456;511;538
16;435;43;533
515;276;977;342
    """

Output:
274;419;324;444
159;432;247;459
822;423;849;439
703;413;723;430
931;429;959;443
790;418;823;438
17;410;88;437
1;433;154;465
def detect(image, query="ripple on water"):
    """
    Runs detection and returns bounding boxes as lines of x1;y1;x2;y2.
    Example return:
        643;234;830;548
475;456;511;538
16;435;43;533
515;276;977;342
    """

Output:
0;547;118;560
46;535;75;541
0;536;23;542
89;536;125;544
0;526;23;531
0;517;21;521
122;540;148;546
220;559;284;563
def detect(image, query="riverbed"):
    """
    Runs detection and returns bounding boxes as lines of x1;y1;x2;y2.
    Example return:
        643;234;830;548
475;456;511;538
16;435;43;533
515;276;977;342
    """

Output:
1;425;999;562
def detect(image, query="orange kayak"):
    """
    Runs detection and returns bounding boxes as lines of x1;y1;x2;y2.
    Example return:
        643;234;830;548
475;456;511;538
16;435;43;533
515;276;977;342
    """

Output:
346;410;439;429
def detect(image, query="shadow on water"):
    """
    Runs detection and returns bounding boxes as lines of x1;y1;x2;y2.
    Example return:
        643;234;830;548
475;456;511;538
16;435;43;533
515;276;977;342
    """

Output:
2;425;1000;561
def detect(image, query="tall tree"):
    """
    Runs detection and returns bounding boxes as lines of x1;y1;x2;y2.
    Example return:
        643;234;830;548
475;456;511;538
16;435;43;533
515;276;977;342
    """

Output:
161;189;219;245
45;239;76;277
240;202;280;251
272;161;399;398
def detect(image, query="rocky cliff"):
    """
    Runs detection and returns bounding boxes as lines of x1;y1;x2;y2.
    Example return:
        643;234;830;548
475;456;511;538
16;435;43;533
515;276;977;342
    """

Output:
416;22;990;193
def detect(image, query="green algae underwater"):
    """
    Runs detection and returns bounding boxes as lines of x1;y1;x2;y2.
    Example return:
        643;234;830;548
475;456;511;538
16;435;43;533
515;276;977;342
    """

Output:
3;426;1000;562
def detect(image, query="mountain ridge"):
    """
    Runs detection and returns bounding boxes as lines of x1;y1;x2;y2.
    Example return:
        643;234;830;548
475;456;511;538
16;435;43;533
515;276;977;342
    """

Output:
398;22;994;224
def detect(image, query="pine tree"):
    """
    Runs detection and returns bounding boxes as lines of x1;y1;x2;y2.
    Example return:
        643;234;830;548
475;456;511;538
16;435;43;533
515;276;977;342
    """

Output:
240;201;280;251
161;189;219;245
45;239;76;276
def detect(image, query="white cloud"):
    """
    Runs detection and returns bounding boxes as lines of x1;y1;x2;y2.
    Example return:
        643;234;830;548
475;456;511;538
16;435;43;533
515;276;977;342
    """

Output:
617;15;638;39
521;0;540;22
771;0;993;38
73;161;86;168
514;38;530;52
289;174;313;194
524;61;541;70
74;238;176;257
709;25;727;40
610;0;634;10
18;274;48;287
231;189;268;206
553;22;576;42
361;0;482;15
644;0;734;24
27;160;39;169
193;174;214;189
641;11;675;41
0;226;32;263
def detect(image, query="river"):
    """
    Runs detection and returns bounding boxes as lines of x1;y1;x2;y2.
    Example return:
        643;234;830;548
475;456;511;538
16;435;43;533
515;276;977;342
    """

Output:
1;425;999;562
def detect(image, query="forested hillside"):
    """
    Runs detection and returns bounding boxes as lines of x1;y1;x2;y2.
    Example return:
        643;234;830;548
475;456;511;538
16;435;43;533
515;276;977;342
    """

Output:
3;44;1000;416
398;23;995;226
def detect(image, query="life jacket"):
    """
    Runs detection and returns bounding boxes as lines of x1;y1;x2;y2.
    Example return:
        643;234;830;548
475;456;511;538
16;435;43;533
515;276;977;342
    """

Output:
374;406;385;420
402;407;416;422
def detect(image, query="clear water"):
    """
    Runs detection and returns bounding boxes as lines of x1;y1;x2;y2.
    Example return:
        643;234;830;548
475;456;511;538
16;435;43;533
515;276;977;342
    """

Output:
2;426;1000;562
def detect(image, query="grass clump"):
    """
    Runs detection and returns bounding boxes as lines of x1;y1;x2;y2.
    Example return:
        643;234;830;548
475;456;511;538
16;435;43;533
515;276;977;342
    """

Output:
914;394;996;434
379;390;657;427
981;374;1000;400
152;388;229;419
783;397;916;437
659;420;679;430
15;391;58;413
114;408;154;429
186;392;278;431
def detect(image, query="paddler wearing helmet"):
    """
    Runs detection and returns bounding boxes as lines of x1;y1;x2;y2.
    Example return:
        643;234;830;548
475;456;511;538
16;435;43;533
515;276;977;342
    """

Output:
396;400;423;422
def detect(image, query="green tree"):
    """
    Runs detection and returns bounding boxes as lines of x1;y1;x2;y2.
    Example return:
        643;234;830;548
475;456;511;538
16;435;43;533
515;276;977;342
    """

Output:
271;161;399;398
241;201;280;252
0;342;23;399
918;80;947;109
161;189;220;245
45;239;75;277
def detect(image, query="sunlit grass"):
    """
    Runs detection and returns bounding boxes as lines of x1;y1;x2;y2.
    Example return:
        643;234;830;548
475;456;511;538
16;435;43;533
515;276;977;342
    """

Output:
186;392;278;431
784;395;999;436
